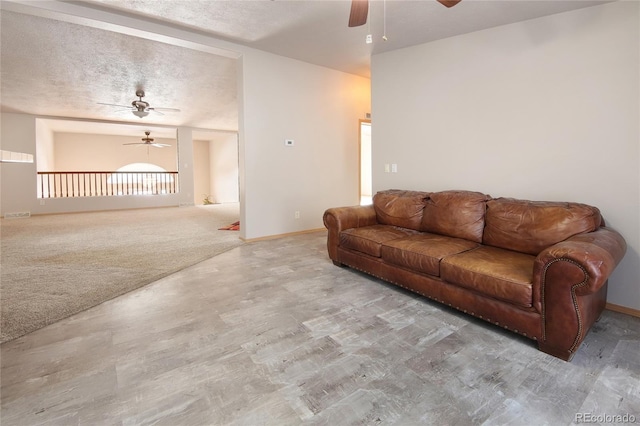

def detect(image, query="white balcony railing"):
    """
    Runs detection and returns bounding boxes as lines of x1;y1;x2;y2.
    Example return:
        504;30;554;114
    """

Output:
37;171;179;198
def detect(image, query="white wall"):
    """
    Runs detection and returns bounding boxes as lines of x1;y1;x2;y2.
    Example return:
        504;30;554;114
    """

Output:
209;133;239;204
35;119;54;171
1;113;37;214
193;139;211;204
240;50;371;239
176;127;195;206
53;132;177;171
372;2;639;311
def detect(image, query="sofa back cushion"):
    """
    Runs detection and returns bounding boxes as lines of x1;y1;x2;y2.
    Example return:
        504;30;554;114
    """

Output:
373;190;430;231
483;198;602;255
421;190;490;243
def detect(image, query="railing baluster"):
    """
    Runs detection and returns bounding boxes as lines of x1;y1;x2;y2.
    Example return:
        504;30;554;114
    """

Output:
36;171;179;198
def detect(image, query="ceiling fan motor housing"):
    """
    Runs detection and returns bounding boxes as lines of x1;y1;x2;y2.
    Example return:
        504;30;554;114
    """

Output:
132;99;149;110
142;131;154;143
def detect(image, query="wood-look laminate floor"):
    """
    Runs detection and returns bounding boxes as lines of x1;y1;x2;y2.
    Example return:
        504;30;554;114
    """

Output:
1;231;639;425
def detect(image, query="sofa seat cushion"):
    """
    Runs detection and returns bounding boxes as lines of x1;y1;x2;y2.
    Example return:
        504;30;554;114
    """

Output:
381;233;479;276
441;246;535;308
340;225;419;258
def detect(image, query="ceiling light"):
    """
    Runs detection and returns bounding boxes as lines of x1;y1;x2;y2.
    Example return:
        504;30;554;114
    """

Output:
132;110;149;118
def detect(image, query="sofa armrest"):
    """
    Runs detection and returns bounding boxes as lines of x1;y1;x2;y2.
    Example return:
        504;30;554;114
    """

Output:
323;205;377;262
532;227;626;360
534;227;627;297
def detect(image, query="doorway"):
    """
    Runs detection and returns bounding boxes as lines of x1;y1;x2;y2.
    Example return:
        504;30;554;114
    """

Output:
359;120;372;205
192;130;240;206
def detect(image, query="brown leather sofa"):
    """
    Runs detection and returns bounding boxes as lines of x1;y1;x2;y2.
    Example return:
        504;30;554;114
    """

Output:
323;190;627;361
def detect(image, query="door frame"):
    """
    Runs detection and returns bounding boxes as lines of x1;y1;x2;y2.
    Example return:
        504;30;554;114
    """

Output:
358;119;372;204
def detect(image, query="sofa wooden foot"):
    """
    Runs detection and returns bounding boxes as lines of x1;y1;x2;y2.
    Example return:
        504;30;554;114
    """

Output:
332;260;344;267
538;342;574;362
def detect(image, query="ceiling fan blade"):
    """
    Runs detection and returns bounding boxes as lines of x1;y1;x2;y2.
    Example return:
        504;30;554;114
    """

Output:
348;0;368;27
98;102;132;109
437;0;462;8
122;143;146;146
151;143;171;148
150;107;181;112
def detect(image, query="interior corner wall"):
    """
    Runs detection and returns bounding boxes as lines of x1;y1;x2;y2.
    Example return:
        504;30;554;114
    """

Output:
35;118;54;171
176;127;196;206
1;113;37;214
193;139;211;205
208;133;239;204
371;1;640;311
239;49;371;240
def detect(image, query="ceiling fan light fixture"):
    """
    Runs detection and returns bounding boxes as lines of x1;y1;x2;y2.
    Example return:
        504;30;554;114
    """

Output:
132;110;149;118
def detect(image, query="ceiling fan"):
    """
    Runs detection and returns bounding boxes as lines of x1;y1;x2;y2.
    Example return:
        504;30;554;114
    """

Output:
348;0;461;27
123;131;171;148
99;90;180;118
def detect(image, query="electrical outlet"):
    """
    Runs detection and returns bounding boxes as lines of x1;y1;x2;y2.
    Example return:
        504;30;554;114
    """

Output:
295;211;300;219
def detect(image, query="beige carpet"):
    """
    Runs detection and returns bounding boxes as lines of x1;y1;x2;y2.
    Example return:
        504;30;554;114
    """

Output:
0;204;243;343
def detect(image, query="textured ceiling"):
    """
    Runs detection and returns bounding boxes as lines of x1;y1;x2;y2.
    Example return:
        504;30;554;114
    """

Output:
0;0;611;136
87;0;611;78
1;9;238;131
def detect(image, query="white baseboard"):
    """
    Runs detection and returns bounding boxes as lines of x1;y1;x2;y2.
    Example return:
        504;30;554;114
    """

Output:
606;303;640;318
4;211;31;219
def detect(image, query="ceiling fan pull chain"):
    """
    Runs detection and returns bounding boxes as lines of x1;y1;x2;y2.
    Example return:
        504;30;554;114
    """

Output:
366;3;372;44
382;0;388;41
